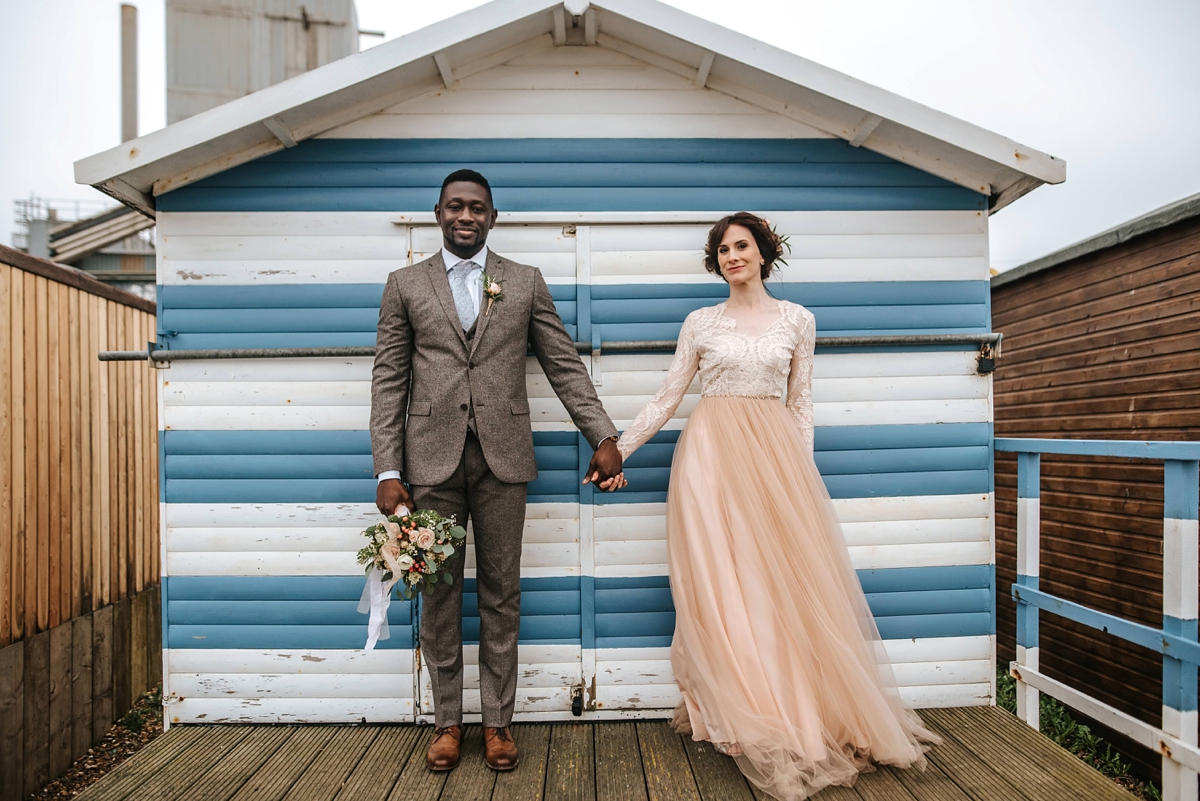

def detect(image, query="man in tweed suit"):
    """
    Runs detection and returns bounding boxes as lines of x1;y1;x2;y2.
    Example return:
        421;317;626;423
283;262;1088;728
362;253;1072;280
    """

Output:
371;170;623;772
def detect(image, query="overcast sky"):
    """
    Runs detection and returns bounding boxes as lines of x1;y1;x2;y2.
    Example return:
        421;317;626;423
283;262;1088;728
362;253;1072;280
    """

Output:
2;0;1198;270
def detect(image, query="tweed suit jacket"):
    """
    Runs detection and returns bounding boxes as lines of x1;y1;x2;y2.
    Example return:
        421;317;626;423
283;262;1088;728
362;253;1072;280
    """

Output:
370;250;618;486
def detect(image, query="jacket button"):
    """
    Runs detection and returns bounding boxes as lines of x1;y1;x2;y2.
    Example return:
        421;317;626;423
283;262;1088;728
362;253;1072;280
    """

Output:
460;403;468;411
469;362;475;369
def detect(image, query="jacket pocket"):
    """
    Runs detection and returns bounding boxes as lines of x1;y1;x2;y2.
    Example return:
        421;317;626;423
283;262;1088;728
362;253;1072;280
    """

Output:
409;401;432;416
510;398;530;415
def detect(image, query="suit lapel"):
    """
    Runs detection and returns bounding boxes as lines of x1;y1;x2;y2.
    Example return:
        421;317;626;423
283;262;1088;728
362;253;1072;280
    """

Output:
426;252;469;349
468;251;506;358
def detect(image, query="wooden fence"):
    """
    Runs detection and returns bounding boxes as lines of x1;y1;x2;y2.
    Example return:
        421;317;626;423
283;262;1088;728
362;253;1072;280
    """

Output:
0;244;161;799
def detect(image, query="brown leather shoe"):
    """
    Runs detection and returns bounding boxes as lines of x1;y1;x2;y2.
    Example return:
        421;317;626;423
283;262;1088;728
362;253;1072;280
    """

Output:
426;725;462;771
483;726;519;771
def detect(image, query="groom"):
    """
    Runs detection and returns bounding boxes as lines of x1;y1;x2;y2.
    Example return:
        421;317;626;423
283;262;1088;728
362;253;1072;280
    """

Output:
370;170;622;771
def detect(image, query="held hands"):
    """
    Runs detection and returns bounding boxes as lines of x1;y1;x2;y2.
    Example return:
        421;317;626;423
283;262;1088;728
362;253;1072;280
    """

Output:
376;478;412;516
582;438;628;492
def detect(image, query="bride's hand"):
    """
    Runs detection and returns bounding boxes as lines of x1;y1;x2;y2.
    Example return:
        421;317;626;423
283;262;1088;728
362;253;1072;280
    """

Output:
598;472;627;492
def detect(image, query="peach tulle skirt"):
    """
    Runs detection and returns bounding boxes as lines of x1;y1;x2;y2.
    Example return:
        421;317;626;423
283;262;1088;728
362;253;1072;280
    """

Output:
666;397;940;800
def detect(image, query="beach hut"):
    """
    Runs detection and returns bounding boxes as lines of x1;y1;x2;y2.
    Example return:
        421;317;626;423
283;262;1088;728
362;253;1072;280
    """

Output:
75;0;1064;725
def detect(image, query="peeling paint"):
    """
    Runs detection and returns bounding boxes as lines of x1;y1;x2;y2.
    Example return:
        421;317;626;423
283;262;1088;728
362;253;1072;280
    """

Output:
301;655;325;662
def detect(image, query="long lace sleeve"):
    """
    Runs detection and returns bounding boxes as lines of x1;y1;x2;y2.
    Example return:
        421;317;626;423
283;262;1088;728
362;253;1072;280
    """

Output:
616;314;701;460
786;309;816;456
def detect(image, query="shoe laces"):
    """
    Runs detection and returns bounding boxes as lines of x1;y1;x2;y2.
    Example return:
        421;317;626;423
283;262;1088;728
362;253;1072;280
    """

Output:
433;726;458;741
491;727;513;742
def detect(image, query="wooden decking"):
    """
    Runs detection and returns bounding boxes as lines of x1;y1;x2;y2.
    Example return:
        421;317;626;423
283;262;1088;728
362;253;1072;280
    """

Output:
74;706;1135;801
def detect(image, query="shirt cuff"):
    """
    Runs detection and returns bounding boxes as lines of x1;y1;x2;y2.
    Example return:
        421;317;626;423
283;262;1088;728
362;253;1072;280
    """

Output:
377;470;402;484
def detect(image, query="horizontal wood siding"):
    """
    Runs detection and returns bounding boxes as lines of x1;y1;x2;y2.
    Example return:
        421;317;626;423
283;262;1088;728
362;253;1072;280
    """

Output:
992;214;1200;781
158;203;995;721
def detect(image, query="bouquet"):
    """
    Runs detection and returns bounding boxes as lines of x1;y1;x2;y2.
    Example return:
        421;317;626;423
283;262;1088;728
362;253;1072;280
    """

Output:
356;506;466;650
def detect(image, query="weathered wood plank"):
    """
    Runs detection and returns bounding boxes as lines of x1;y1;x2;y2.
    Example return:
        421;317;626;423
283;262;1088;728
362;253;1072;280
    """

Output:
229;726;336;801
22;272;36;637
79;290;94;616
92;604;114;743
384;727;447;801
69;287;83;621
71;615;94;761
149;589;163;690
124;725;251;801
637;722;701;801
679;736;751;801
281;725;379;801
73;725;208;801
331;726;420;801
183;726;296;801
0;640;24;801
807;783;862;800
493;724;550;801
112;596;132;717
59;283;75;623
545;723;594;801
0;265;11;648
920;715;1030;801
8;268;25;645
23;629;50;795
594;721;647;801
439;725;496;801
931;707;1135;801
130;590;148;699
887;762;971;801
853;767;919;801
34;276;49;633
46;281;61;630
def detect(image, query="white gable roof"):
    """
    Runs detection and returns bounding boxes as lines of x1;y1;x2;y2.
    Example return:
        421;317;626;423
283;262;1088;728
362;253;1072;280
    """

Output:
75;0;1064;216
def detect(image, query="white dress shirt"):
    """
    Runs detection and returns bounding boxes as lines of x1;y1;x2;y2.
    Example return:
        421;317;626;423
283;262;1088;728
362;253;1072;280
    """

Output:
377;244;490;484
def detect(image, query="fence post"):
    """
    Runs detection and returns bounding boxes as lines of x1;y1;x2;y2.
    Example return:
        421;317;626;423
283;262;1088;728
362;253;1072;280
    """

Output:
1162;459;1198;801
1015;451;1041;729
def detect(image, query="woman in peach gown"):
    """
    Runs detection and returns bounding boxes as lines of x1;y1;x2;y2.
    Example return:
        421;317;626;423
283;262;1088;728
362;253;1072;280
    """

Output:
604;213;939;800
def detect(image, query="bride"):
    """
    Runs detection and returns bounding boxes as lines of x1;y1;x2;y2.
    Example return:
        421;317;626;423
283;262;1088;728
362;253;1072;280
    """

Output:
600;213;939;800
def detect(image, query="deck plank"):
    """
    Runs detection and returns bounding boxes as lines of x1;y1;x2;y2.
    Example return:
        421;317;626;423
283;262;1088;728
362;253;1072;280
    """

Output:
920;716;1031;801
808;784;863;800
853;768;919;801
888;762;971;801
334;727;422;801
385;728;446;801
74;725;209;801
637;723;702;801
545;723;594;801
594;722;648;801
439;725;496;801
230;726;338;801
183;726;296;801
928;708;1135;801
124;725;252;801
679;737;752;801
282;726;379;801
493;724;551;801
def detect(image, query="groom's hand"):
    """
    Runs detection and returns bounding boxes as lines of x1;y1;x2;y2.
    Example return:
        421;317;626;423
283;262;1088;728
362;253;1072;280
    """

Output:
583;438;623;491
376;478;412;516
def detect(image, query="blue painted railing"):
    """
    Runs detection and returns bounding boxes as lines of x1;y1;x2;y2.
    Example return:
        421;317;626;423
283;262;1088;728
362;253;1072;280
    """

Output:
995;438;1200;801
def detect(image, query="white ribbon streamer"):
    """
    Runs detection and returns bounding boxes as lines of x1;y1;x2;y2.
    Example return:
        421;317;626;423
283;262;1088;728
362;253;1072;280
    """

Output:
359;505;410;651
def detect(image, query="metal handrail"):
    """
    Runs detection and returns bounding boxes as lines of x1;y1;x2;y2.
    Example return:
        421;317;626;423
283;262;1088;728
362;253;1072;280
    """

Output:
98;332;1003;362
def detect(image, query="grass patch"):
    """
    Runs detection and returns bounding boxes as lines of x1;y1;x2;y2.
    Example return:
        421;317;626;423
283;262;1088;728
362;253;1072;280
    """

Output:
997;668;1161;800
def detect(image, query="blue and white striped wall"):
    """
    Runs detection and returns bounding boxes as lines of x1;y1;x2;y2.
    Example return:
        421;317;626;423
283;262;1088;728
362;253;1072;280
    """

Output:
155;43;996;722
155;202;995;723
1164;460;1199;800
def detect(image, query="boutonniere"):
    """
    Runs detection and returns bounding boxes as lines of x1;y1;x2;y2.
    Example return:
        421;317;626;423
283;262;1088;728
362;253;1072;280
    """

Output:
481;272;504;315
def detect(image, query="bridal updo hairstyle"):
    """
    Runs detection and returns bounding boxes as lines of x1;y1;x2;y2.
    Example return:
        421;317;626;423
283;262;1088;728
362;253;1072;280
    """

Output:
703;212;786;281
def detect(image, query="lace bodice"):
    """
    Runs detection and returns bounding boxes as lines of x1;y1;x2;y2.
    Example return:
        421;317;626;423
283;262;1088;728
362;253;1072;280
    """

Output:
617;301;816;459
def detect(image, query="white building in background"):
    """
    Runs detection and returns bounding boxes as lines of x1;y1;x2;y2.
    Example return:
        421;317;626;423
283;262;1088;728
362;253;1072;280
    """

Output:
167;0;360;124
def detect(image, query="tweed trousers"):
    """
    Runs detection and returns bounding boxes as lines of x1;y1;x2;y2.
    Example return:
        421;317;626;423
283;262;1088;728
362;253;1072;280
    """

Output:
410;431;527;728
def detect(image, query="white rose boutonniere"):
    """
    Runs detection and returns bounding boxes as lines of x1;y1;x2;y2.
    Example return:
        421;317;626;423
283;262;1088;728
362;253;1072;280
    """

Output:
481;272;503;315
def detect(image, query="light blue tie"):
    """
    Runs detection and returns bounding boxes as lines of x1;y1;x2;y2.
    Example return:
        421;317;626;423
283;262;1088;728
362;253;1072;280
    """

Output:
448;261;478;330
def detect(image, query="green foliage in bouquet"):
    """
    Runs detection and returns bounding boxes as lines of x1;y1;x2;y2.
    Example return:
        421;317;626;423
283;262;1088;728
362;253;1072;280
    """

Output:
356;509;467;600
